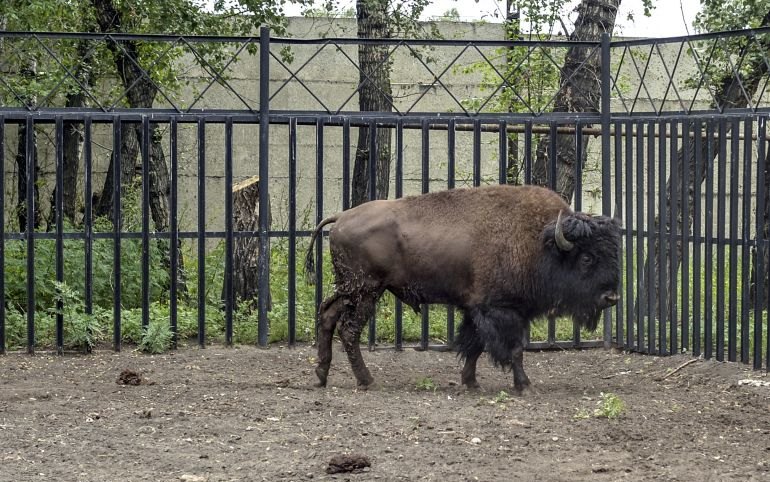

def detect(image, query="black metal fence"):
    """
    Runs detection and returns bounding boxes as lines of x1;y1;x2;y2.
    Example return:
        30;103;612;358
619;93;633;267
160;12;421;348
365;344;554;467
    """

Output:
1;26;769;369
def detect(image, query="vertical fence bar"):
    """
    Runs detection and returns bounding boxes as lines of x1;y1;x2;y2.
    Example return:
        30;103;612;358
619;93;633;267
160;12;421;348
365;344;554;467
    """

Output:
395;119;404;350
258;26;271;347
693;120;703;357
625;120;634;350
197;117;206;348
342;119;351;211
0;117;4;354
367;120;376;349
728;118;740;362
548;123;557;192
635;122;644;352
84;118;93;334
601;32;612;348
704;120;715;360
25;117;35;353
574;121;583;347
716;119;727;362
681;119;690;353
420;119;430;350
141;116;151;332
315;119;325;342
446;119;455;345
55;117;64;354
547;120;559;347
473;119;481;187
755;117;766;370
741;117;752;364
646;121;656;354
658;120;667;355
669;120;679;354
169;119;179;348
288;118;297;347
112;120;122;352
498;120;507;184
224;117;234;346
524;121;532;185
614;120;624;347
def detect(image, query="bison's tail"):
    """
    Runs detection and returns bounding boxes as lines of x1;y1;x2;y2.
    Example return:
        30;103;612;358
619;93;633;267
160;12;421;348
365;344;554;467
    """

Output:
304;215;339;285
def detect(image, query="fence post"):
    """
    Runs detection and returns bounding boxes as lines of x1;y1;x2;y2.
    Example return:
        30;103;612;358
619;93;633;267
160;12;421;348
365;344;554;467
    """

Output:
258;26;271;346
601;32;612;349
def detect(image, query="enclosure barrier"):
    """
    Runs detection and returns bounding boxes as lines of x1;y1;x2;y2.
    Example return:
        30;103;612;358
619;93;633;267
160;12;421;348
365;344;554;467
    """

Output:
0;26;769;370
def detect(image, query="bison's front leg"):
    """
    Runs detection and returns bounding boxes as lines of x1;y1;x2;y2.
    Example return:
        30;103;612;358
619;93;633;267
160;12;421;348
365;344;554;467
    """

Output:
455;312;484;389
337;292;379;388
472;306;531;394
510;329;531;394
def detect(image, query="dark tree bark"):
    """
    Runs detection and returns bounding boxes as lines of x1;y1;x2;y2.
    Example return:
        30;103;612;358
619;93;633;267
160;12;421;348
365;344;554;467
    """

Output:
91;0;183;292
16;60;41;231
47;39;95;227
222;176;271;311
637;9;770;321
531;0;620;202
91;0;170;231
351;0;393;207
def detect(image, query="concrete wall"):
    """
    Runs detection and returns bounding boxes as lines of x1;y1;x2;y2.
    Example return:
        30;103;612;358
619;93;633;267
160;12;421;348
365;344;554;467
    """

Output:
2;18;761;237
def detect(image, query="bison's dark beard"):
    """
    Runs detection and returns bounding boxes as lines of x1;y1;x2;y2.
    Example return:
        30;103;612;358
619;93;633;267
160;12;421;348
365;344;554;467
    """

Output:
569;305;602;332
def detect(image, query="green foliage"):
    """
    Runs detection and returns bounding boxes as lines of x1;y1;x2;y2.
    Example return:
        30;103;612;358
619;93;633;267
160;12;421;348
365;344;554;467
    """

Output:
415;376;438;391
0;0;311;108
594;392;625;419
686;1;770;94
139;321;174;354
493;390;511;403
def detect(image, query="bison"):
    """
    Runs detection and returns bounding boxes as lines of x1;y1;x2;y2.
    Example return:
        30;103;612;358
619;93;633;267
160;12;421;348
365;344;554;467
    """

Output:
305;184;621;393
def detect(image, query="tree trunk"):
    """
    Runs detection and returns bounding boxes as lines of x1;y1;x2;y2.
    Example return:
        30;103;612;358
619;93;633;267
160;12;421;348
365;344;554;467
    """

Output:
351;0;393;207
637;9;770;323
223;176;272;311
91;0;182;295
531;0;620;202
16;60;41;231
91;0;169;229
48;39;94;227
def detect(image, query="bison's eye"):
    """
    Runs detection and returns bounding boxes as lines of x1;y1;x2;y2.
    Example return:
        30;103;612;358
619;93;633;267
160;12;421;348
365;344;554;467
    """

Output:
580;253;594;267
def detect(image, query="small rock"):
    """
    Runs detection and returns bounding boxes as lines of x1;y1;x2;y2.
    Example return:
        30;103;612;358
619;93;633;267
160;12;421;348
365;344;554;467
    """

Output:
471;437;482;445
179;475;206;482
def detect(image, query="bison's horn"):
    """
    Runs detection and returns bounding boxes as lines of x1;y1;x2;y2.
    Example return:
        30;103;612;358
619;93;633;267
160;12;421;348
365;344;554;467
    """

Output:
554;210;574;252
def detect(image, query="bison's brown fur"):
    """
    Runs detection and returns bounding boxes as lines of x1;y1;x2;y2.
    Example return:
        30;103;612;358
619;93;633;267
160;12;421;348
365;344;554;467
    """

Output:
306;184;621;392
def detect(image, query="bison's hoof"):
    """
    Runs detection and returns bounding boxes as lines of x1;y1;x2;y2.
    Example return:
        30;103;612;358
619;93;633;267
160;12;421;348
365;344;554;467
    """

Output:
514;384;536;396
462;380;481;391
355;374;375;390
315;367;329;388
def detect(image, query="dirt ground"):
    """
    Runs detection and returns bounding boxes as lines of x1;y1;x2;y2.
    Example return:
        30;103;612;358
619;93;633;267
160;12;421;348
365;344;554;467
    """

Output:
2;344;770;482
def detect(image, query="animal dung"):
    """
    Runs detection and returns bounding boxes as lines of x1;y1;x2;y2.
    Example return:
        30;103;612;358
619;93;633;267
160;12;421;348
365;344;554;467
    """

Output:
326;454;371;474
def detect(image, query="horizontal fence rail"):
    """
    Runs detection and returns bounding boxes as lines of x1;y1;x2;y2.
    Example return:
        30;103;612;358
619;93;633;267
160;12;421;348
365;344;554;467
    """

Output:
0;28;768;370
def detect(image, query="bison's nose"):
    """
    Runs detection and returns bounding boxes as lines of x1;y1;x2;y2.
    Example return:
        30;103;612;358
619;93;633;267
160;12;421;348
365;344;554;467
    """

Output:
602;292;620;308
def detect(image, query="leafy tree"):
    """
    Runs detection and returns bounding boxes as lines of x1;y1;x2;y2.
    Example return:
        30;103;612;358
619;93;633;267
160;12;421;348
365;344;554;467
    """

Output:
342;0;438;207
530;0;621;201
637;1;770;322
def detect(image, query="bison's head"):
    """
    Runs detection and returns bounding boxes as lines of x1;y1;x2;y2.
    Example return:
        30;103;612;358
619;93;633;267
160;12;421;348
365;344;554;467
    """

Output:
540;211;622;331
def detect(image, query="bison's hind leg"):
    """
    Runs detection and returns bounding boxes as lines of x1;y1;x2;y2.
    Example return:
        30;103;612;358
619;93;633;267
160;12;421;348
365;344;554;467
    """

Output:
337;291;380;389
315;295;346;388
454;312;484;389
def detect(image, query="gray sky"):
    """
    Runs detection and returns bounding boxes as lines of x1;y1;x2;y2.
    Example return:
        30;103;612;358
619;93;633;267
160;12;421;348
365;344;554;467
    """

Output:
284;0;701;38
